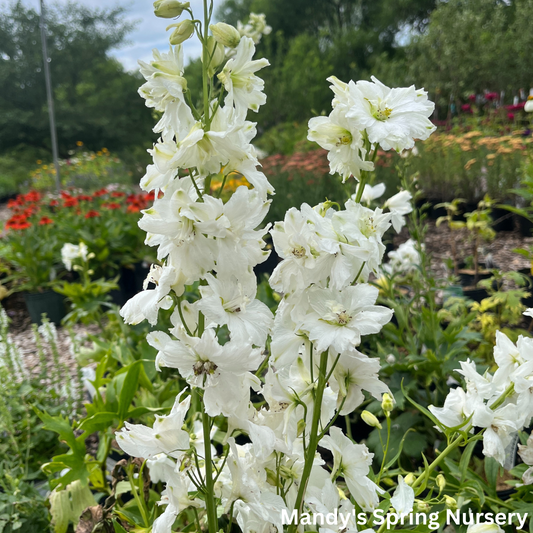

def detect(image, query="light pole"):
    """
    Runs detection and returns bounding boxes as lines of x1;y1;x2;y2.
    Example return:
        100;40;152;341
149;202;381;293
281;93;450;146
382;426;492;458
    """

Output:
39;0;61;192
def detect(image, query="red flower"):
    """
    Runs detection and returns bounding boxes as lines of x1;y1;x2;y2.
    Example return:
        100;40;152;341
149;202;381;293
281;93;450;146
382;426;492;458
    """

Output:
126;204;141;213
23;190;41;203
111;191;126;198
49;199;59;207
93;188;108;197
64;198;79;207
103;202;122;210
77;194;93;202
461;104;473;113
507;112;515;121
61;191;73;200
485;92;499;101
6;219;31;230
468;94;476;102
39;216;54;225
85;210;100;219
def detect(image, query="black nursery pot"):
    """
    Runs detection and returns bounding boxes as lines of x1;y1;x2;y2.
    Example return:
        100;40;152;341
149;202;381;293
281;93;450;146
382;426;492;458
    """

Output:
457;266;492;288
462;287;489;302
23;290;66;325
519;268;533;309
491;207;515;232
516;214;533;238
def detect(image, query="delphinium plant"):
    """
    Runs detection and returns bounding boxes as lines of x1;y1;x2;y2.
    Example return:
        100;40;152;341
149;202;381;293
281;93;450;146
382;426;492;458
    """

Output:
110;1;442;531
37;2;533;533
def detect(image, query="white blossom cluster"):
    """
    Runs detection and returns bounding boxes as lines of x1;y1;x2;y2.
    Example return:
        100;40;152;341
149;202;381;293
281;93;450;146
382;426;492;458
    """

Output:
113;3;438;531
309;76;436;182
430;311;533;467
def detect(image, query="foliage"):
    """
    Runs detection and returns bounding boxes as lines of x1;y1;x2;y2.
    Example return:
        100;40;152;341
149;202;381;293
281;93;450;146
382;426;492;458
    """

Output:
30;145;131;191
0;188;155;294
408;0;533;107
0;1;154;177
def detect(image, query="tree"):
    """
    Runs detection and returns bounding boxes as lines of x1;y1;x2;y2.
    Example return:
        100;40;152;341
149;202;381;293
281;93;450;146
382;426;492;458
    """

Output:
215;0;437;131
0;1;155;157
407;0;533;105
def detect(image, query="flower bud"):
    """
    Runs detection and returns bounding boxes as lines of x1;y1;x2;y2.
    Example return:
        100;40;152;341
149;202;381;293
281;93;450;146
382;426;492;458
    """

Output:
525;96;533;113
153;0;190;18
444;495;457;510
404;473;416;486
436;474;446;491
382;392;394;415
167;19;195;45
361;410;382;430
415;500;430;513
210;22;241;48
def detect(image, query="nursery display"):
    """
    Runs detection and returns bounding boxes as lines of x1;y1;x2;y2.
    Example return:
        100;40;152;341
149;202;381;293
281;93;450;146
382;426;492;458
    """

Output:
2;1;533;533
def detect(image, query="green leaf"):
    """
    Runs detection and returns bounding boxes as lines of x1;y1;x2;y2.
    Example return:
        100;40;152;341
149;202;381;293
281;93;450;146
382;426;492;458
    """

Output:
484;456;499;494
113;520;129;533
118;360;142;421
79;411;118;434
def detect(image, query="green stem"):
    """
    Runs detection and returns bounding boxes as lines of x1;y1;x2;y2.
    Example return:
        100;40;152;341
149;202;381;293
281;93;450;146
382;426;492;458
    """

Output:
202;410;218;533
354;173;368;203
411;433;464;493
288;351;329;533
128;465;149;527
377;415;391;484
202;0;210;127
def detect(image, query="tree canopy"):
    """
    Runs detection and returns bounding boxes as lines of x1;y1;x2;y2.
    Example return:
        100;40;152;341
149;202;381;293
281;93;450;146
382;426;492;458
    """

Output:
0;1;154;157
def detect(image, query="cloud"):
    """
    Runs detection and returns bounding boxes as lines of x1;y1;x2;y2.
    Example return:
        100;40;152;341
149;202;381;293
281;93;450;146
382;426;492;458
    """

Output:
20;0;222;71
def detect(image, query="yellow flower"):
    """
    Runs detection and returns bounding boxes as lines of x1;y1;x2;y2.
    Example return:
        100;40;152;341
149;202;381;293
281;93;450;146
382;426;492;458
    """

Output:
486;154;496;160
97;151;102;156
36;159;42;165
42;165;48;170
464;158;477;170
76;141;83;147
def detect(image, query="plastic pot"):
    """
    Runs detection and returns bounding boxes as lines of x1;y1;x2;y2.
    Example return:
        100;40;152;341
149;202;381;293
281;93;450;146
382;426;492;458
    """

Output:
491;207;515;232
23;290;66;325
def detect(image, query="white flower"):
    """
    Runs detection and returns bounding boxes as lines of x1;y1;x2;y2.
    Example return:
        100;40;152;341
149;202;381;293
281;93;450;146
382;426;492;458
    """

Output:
308;107;374;182
330;351;389;415
218;36;269;119
61;242;88;271
345;76;436;152
384;190;413;232
321;426;382;511
153;470;201;533
147;328;262;417
120;265;176;325
390;475;414;516
429;387;471;429
354;182;386;204
466;524;504;533
301;285;393;353
197;272;273;346
383;239;421;275
116;391;190;460
473;403;519;466
237;13;272;44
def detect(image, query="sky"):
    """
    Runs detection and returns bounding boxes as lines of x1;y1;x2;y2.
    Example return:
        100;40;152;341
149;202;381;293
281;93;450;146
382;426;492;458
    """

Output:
23;0;223;71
